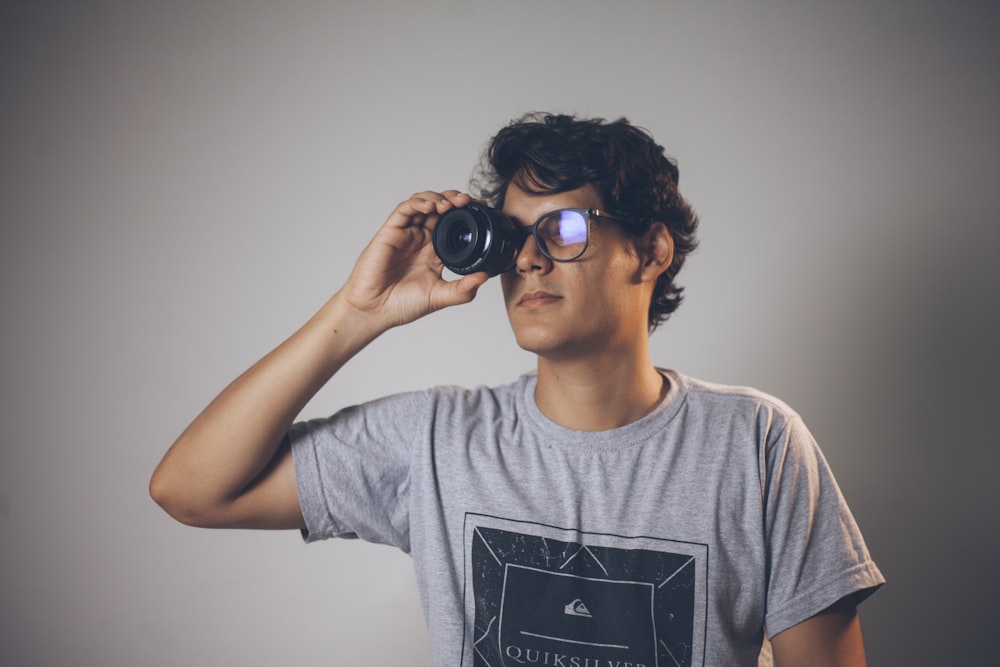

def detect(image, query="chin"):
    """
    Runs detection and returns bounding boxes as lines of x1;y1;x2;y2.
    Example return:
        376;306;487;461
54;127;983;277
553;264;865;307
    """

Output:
511;326;562;355
514;327;594;360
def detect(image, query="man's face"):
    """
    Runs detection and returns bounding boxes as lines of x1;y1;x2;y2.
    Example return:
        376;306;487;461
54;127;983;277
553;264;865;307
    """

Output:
499;182;652;360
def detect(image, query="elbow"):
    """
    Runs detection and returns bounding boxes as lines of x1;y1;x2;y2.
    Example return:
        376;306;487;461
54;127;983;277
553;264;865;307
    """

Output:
149;465;217;528
148;468;178;518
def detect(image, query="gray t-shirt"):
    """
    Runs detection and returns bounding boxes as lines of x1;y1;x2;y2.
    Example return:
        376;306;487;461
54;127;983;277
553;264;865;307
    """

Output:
291;369;883;666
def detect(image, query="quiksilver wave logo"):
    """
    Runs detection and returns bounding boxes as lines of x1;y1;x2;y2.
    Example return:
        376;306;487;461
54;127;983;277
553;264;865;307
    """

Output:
563;599;591;618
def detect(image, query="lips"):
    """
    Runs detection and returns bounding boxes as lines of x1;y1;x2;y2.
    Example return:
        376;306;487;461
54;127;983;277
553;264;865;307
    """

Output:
517;290;561;307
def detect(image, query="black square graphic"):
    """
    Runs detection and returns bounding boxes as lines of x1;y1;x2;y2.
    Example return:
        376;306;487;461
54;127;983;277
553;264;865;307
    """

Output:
502;566;657;663
464;514;707;667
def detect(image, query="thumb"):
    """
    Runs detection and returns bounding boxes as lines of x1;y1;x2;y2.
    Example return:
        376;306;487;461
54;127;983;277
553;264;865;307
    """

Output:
433;272;489;309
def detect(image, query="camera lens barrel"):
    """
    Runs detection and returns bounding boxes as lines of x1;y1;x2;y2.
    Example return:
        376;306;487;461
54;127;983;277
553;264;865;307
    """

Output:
432;204;520;277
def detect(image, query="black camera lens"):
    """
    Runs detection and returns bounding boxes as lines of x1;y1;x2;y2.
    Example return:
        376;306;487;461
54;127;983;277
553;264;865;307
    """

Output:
432;204;521;276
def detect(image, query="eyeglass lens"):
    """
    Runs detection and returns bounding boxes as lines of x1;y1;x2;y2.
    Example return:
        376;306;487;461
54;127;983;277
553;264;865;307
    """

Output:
536;209;588;260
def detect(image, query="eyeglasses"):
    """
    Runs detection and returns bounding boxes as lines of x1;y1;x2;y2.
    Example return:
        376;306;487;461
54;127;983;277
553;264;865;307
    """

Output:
516;208;629;262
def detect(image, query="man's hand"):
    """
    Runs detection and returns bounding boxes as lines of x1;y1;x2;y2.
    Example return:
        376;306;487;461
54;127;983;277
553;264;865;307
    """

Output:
342;190;489;329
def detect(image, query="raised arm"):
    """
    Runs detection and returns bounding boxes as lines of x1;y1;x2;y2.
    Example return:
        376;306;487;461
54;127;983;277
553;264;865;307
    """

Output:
149;191;488;529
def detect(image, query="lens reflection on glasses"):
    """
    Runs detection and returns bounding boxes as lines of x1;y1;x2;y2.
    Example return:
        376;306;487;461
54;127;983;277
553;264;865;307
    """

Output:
528;209;594;262
554;211;588;246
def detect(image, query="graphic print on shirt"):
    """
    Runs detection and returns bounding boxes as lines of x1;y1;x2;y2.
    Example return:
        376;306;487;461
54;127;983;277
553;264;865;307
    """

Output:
463;513;708;667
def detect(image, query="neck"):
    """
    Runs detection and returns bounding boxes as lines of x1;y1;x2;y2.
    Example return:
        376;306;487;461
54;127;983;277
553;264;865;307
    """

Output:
533;343;666;432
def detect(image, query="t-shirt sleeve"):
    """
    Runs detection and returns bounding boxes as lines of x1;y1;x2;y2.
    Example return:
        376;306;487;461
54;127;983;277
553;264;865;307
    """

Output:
761;413;884;637
288;390;430;553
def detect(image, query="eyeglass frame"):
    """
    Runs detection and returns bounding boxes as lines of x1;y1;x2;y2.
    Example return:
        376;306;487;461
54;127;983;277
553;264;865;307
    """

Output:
513;208;631;263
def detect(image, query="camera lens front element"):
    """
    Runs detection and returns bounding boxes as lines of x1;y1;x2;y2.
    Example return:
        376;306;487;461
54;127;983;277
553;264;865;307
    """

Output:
446;222;475;253
432;204;520;277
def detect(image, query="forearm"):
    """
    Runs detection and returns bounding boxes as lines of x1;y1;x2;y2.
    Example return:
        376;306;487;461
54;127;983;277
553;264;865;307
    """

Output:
150;290;384;525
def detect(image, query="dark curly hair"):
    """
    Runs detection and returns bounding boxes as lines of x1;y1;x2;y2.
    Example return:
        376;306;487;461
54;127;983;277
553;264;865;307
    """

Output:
473;112;699;332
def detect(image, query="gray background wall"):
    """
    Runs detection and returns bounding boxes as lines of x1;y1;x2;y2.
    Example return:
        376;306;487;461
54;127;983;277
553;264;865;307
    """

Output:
1;1;997;665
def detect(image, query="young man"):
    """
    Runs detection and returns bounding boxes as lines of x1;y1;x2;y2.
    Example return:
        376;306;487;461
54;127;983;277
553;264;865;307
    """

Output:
151;113;883;666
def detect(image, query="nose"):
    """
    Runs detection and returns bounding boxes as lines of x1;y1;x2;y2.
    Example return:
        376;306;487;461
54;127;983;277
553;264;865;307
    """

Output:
515;233;552;275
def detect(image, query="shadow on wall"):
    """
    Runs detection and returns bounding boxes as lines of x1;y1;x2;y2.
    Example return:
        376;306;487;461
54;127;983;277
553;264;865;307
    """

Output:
837;210;999;665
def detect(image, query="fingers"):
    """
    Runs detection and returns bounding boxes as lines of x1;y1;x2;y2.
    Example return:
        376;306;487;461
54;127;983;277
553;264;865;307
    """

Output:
389;190;472;227
419;189;471;212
